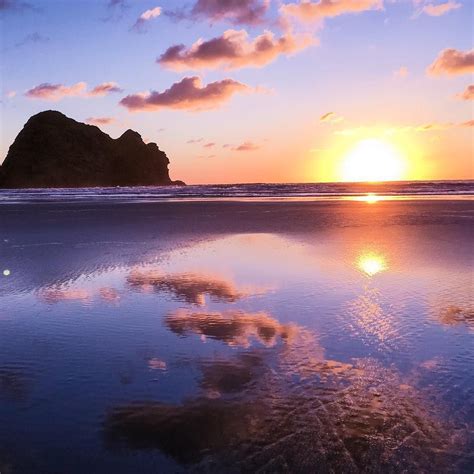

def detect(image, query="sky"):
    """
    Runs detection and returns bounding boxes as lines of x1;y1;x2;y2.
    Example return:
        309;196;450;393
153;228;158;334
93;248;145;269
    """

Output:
0;0;472;184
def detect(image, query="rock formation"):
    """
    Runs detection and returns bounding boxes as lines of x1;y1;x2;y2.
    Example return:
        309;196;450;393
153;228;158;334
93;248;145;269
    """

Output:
0;110;184;187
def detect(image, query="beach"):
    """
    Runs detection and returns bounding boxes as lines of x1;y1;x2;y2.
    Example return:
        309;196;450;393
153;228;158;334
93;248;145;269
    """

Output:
0;195;473;472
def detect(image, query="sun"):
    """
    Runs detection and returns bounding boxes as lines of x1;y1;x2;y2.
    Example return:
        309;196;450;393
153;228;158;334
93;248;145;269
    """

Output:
340;139;406;182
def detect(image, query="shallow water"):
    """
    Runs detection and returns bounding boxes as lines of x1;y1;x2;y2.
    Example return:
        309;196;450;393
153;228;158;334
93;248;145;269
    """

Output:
0;198;473;472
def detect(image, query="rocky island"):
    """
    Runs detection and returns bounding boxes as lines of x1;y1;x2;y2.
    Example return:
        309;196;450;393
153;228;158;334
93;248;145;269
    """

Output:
0;111;184;188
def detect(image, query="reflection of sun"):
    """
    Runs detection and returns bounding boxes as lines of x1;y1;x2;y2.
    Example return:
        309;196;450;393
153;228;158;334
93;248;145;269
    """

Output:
358;253;387;276
341;139;405;182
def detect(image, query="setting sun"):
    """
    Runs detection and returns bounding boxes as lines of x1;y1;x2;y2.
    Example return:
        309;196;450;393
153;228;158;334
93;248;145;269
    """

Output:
341;139;406;183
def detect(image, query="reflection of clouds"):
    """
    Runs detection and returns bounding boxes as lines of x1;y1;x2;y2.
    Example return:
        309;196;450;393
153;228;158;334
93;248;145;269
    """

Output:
38;286;121;305
127;270;244;305
165;309;299;348
438;305;474;328
148;358;167;371
39;288;91;304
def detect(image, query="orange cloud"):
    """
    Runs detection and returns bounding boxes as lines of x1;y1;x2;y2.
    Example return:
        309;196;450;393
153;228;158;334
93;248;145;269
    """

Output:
157;29;314;71
394;66;409;78
418;1;461;16
457;84;474;101
119;76;251;112
86;117;116;125
427;48;474;76
280;0;383;22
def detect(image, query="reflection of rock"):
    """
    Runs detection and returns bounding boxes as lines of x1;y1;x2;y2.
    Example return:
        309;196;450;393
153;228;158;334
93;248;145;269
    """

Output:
104;398;266;465
200;353;264;396
165;309;299;348
127;270;242;305
438;305;474;328
104;357;461;472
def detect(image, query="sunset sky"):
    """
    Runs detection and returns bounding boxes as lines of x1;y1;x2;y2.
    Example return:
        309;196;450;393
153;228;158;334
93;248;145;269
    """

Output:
1;0;472;184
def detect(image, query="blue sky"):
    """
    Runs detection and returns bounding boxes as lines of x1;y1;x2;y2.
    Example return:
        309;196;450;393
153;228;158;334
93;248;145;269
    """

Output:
1;0;472;183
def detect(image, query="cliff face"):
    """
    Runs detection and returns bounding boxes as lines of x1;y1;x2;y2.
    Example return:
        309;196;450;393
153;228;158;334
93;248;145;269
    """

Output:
0;111;183;188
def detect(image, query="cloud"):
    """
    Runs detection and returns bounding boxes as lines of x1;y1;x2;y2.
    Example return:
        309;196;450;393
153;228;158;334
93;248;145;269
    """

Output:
393;66;409;78
85;117;116;126
189;0;270;25
132;6;161;31
232;141;260;151
6;91;16;98
119;76;252;112
88;81;123;96
14;32;49;48
280;0;383;22
187;137;204;143
427;48;474;76
158;29;314;71
320;111;344;123
0;0;36;12
25;81;123;100
204;142;215;148
460;120;474;127
416;1;461;17
457;84;474;101
25;82;87;100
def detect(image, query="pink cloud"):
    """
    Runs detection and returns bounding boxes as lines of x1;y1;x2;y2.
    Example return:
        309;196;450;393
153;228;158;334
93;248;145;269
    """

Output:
427;48;474;76
158;29;314;71
203;142;215;148
190;0;269;25
320;111;343;123
418;1;461;16
120;76;251;112
132;6;161;31
457;84;474;101
25;82;87;100
88;82;123;96
25;81;123;100
85;117;116;125
233;141;260;151
187;137;204;143
280;0;383;22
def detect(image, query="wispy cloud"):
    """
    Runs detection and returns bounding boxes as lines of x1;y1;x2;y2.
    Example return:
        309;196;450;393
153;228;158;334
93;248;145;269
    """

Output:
14;32;49;48
85;117;116;126
132;6;162;32
233;141;260;151
393;66;409;78
187;138;204;144
0;0;37;13
457;84;474;101
320;111;344;123
120;76;253;112
413;1;461;17
203;142;215;148
25;81;123;100
158;29;315;71
427;48;474;76
280;0;383;22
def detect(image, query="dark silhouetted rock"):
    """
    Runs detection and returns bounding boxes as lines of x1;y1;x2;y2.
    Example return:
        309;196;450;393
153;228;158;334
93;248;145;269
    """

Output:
0;110;184;188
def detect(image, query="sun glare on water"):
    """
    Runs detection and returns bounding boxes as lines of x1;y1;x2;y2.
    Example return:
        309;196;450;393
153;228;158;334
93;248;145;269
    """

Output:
358;253;387;276
341;139;406;183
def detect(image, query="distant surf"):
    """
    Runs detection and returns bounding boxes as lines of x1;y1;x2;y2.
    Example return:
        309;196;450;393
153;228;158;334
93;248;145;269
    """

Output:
0;180;473;204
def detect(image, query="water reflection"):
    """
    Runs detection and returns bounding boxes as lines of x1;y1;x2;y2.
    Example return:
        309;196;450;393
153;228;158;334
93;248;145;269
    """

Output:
357;252;387;276
165;309;298;348
127;270;244;305
438;305;474;328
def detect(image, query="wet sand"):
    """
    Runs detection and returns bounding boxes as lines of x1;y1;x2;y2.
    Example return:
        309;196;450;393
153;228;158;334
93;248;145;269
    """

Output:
0;198;473;472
